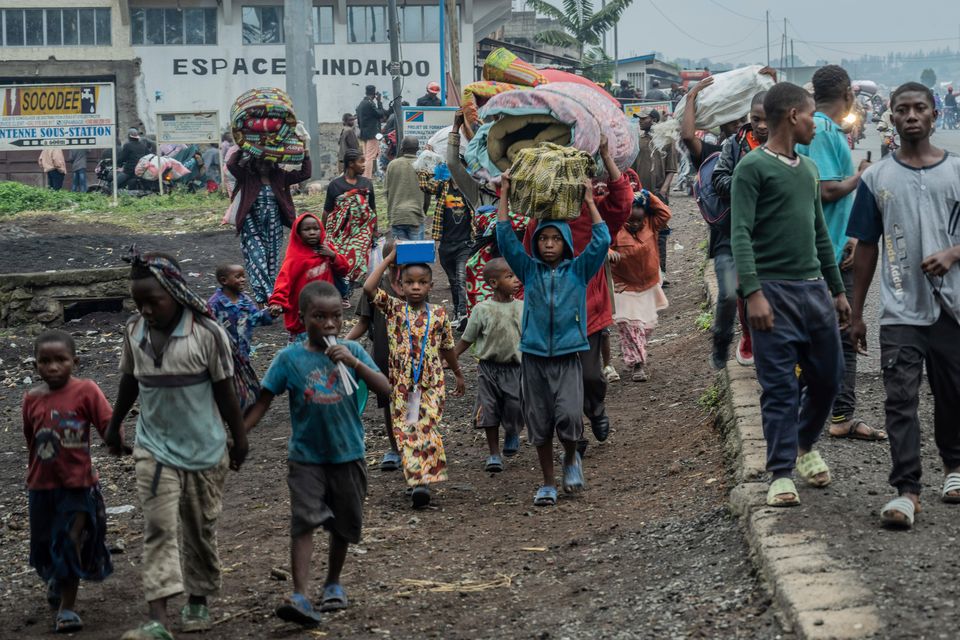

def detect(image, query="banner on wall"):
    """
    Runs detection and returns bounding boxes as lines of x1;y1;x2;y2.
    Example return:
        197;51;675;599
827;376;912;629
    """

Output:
0;83;116;151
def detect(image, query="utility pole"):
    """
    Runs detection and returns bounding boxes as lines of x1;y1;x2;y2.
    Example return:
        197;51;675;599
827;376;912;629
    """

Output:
387;0;404;140
613;19;619;83
601;0;607;54
283;0;319;177
766;10;770;67
791;39;795;79
444;0;461;103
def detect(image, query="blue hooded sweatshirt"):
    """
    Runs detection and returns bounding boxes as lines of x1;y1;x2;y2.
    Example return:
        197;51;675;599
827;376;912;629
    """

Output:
496;218;611;357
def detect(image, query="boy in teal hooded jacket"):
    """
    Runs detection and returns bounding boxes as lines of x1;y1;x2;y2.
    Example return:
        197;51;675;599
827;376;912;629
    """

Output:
496;174;610;507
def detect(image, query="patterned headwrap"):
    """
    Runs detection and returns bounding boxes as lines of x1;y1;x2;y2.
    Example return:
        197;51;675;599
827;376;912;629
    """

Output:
632;189;651;209
125;246;261;410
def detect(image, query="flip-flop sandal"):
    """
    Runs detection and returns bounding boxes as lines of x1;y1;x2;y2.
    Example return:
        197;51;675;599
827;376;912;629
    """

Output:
276;593;321;627
484;455;504;473
320;583;349;612
55;610;83;634
503;433;520;457
880;496;916;529
120;621;175;640
942;472;960;504
533;485;558;507
411;486;431;509
766;478;801;507
830;419;887;441
562;461;585;494
380;451;401;472
796;450;831;487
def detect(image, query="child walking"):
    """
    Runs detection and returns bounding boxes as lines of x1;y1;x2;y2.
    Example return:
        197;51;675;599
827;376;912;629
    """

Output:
346;237;402;471
454;257;523;472
363;250;466;508
497;174;611;507
208;263;279;364
244;281;390;624
609;189;671;382
107;251;249;640
23;330;117;633
269;212;350;341
730;83;849;508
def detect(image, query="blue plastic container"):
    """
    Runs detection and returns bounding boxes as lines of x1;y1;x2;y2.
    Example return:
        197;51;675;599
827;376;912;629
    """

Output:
396;240;436;265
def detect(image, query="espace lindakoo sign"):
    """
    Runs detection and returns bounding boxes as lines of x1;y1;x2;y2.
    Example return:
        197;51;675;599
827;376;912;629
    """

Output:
0;83;116;151
171;57;431;77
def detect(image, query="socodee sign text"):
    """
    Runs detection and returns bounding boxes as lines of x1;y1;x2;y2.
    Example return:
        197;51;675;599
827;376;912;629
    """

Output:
173;58;431;77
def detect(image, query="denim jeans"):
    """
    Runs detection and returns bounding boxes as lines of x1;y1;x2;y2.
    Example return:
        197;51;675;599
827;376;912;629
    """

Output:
830;267;858;421
712;251;738;359
71;169;87;193
47;170;65;191
391;224;424;241
438;241;471;318
880;313;960;495
749;280;843;478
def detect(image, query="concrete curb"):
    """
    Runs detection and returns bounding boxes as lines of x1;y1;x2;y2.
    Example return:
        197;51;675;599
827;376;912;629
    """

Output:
704;260;880;640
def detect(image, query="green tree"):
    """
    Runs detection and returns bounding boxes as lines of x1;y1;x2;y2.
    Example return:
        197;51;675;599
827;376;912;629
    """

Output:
921;67;937;87
527;0;632;65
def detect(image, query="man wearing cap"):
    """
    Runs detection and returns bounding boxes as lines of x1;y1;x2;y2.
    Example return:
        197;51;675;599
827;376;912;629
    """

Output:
416;82;442;107
356;85;387;179
116;127;149;188
338;113;360;174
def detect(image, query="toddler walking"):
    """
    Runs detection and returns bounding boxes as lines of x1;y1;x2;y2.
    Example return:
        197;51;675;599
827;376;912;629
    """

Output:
455;258;524;472
609;190;671;381
23;330;117;633
362;249;465;508
208;263;279;364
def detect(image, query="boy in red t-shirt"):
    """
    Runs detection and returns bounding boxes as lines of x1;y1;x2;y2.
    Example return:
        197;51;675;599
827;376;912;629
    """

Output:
23;330;123;633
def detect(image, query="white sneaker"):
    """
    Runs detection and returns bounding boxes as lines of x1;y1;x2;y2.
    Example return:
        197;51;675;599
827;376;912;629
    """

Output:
602;364;621;382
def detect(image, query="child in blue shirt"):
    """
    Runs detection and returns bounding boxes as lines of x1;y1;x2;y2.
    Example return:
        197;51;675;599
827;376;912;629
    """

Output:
496;173;611;507
207;263;279;363
244;281;390;626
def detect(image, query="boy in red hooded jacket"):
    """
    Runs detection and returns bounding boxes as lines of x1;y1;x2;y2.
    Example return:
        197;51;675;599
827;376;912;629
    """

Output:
269;213;350;340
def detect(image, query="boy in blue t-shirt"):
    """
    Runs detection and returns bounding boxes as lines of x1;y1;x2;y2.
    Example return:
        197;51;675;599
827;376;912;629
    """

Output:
244;281;390;626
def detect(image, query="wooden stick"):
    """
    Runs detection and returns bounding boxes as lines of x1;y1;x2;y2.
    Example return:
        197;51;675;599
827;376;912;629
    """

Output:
212;605;264;627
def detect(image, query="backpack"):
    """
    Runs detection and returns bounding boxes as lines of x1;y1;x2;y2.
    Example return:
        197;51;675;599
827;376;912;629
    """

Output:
693;138;742;226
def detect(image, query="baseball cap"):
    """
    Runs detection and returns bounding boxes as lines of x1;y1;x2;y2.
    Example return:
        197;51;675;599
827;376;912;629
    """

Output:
632;106;657;118
427;81;440;94
127;127;140;139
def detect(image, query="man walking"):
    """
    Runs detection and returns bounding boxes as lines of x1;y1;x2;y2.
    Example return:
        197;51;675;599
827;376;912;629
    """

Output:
38;148;66;190
356;85;387;179
338;113;359;174
69;149;88;192
385;136;427;240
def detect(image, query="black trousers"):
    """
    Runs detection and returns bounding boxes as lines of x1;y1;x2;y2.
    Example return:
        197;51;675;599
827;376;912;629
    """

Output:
881;312;960;496
579;330;607;422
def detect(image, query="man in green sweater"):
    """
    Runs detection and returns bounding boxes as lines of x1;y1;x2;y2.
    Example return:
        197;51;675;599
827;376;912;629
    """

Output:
730;82;851;508
385;136;428;240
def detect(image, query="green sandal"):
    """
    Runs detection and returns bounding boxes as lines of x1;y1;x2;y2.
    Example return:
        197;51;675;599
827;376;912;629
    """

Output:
767;478;801;507
796;450;831;487
180;603;211;633
120;621;175;640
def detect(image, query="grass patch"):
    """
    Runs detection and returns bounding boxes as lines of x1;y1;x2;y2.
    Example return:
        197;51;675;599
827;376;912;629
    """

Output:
698;384;722;411
695;310;714;332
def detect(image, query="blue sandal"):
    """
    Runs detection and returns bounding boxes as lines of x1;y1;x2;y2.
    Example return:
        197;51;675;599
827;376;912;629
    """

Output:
533;485;558;506
484;455;504;473
55;609;83;633
562;461;585;494
380;451;401;471
320;583;349;612
276;593;321;627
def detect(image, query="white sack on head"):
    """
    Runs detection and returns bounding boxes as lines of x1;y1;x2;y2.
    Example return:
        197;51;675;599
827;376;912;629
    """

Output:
651;65;776;151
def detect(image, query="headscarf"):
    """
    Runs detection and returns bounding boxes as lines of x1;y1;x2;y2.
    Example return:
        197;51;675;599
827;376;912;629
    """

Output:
125;247;261;410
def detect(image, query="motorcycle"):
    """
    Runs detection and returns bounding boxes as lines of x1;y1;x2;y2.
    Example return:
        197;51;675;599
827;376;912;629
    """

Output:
875;116;899;158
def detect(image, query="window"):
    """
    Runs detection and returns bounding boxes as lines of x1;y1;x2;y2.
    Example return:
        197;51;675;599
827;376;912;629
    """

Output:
347;6;386;43
347;5;440;44
131;7;217;45
314;6;333;44
241;6;334;44
401;5;439;42
0;8;111;46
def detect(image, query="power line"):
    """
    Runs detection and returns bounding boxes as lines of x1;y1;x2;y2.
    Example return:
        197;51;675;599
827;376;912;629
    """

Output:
647;0;763;49
705;0;764;23
804;36;958;45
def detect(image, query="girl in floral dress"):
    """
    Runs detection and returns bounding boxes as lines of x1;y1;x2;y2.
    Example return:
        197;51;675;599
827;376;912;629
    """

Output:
362;249;465;508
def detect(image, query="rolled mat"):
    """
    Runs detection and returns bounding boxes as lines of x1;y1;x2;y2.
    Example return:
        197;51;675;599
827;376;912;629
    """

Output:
230;87;305;164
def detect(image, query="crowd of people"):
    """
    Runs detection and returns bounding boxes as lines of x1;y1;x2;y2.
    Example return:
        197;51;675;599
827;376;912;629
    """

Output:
20;64;960;638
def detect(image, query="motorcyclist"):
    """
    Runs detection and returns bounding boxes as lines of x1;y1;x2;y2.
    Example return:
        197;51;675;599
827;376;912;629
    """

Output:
944;87;958;129
116;128;148;188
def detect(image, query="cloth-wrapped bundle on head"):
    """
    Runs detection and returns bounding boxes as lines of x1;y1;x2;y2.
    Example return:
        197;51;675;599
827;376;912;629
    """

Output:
230;87;305;164
508;142;594;221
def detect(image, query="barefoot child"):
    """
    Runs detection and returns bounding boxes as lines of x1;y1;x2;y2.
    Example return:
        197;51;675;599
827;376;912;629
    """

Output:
269;212;350;341
346;237;402;471
244;281;390;624
497;175;611;506
208;263;279;364
730;83;849;508
107;251;249;640
363;250;466;508
609;189;671;382
454;258;523;472
23;330;117;633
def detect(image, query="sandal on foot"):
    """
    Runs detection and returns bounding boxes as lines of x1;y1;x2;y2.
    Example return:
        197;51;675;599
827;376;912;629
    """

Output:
276;593;321;627
829;419;887;441
632;364;649;382
766;478;801;507
562;461;585;494
880;496;916;529
484;455;504;473
942;472;960;504
180;603;211;633
320;583;349;612
121;621;176;640
55;610;83;634
796;450;831;487
503;432;520;457
380;451;401;472
533;485;558;506
411;485;431;509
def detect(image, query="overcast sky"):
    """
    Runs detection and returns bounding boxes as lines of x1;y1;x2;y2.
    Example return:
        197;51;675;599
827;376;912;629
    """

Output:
582;0;960;65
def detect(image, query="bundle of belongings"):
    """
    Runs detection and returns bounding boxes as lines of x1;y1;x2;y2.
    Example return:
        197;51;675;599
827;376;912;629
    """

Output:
508;142;594;220
135;154;191;181
230;87;305;164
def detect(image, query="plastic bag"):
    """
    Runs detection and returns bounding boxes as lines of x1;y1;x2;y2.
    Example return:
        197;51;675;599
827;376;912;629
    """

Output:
223;187;242;226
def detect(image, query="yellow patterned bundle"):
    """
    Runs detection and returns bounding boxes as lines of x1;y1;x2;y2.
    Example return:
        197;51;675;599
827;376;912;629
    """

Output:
508;143;593;220
482;48;548;87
